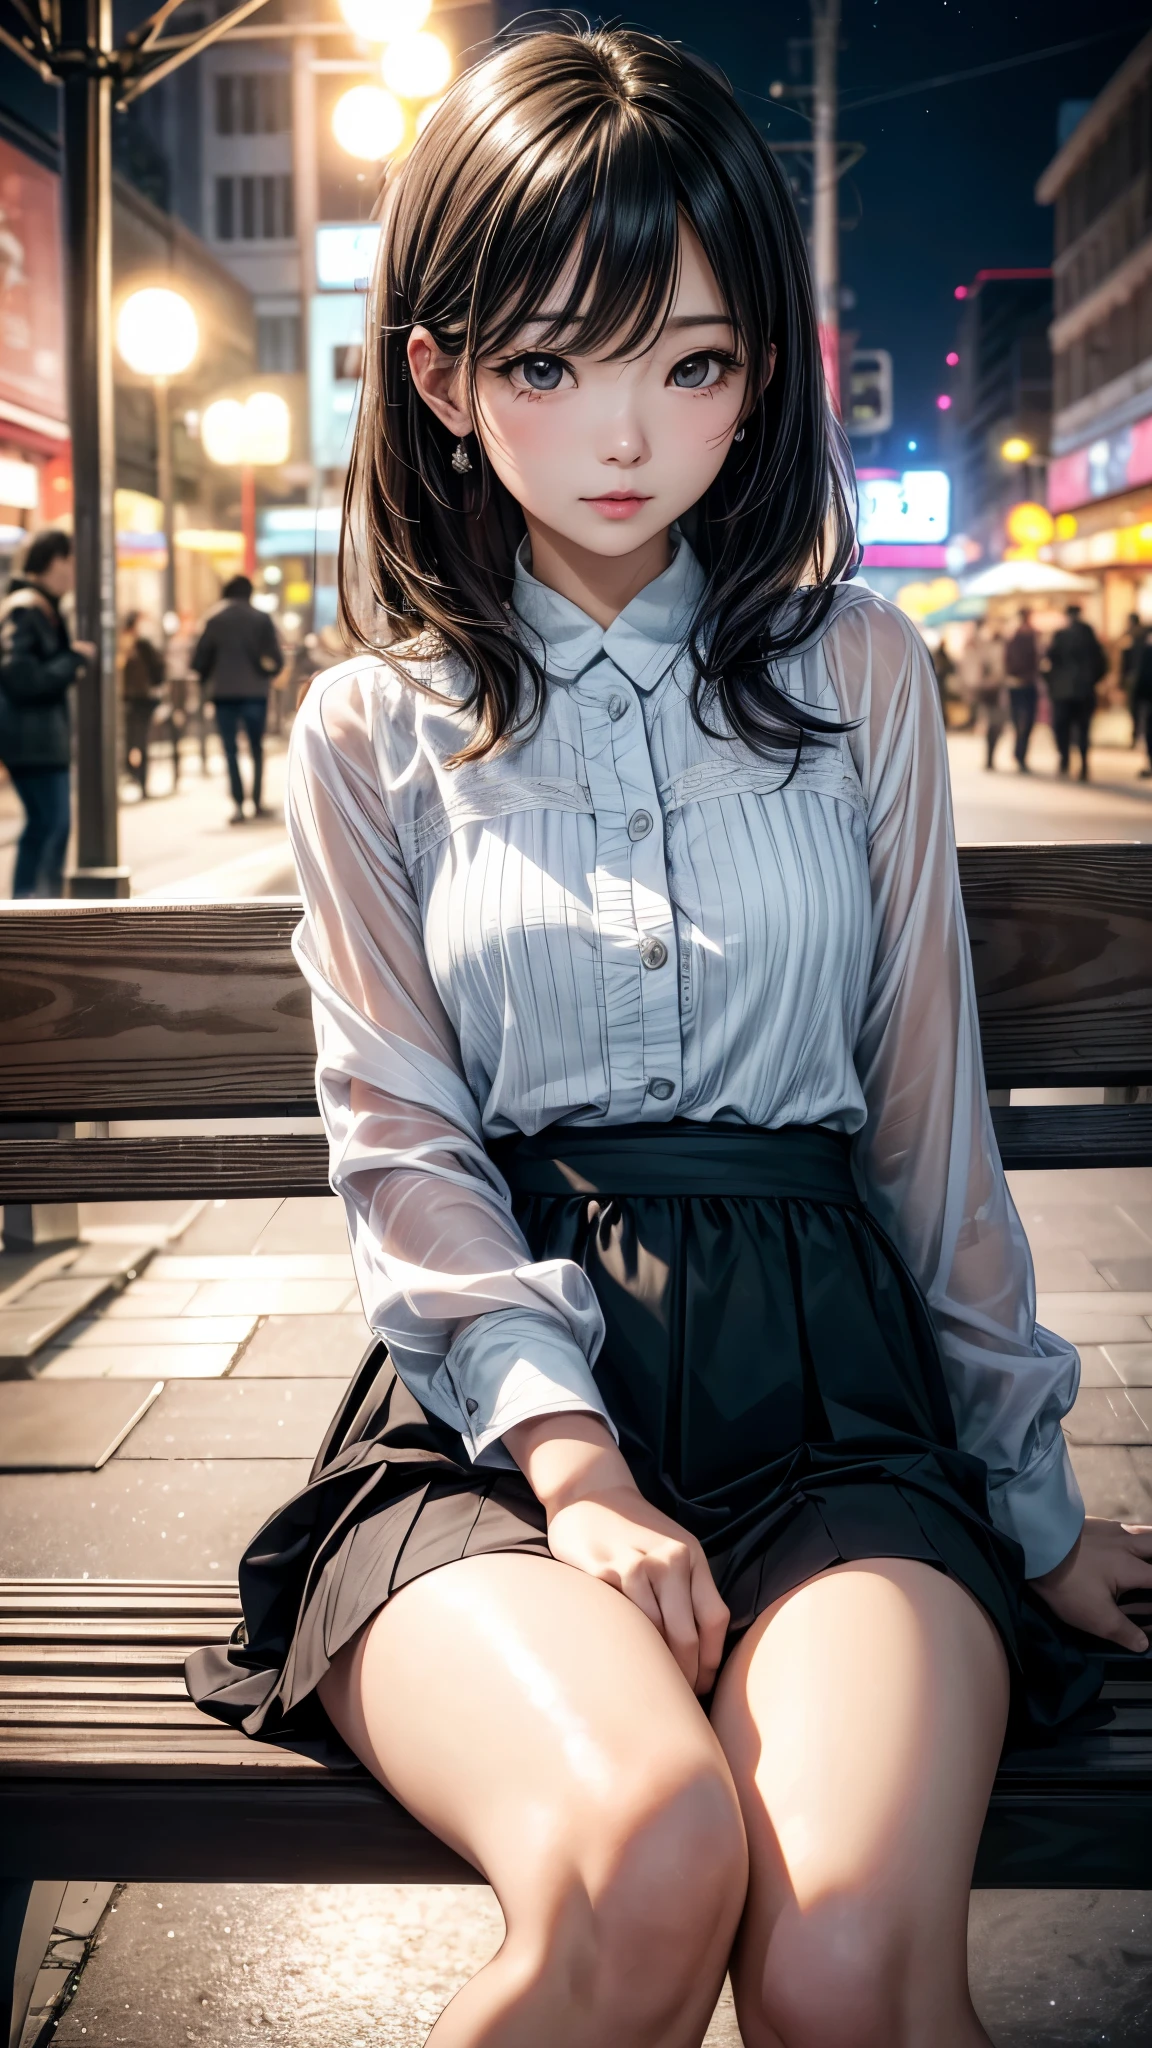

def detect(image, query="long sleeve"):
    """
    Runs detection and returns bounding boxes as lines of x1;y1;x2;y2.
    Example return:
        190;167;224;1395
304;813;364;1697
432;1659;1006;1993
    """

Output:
285;663;612;1463
0;605;81;703
827;597;1084;1579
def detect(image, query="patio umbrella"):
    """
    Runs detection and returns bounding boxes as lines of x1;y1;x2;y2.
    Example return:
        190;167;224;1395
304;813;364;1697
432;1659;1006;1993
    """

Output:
962;559;1097;599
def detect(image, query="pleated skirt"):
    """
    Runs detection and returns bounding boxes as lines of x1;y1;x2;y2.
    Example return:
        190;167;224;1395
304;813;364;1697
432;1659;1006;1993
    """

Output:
186;1122;1098;1755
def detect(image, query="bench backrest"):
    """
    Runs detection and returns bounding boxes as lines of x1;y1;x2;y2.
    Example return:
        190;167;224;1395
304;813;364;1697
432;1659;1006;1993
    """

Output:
0;843;1150;1182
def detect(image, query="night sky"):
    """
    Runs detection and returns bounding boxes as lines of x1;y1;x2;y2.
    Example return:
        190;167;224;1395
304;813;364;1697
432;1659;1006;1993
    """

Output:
588;2;1149;459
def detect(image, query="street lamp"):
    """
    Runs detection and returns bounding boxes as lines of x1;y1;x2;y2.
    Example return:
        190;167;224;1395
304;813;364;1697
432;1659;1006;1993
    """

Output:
381;29;451;100
116;286;199;630
202;391;292;577
332;83;406;160
339;0;429;35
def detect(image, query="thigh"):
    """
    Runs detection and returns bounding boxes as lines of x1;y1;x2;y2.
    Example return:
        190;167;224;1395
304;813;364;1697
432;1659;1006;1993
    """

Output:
711;1559;1008;2025
319;1551;744;1912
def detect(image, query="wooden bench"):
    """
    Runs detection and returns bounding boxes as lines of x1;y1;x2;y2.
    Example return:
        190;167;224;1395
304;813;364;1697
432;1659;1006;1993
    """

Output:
3;843;1152;2044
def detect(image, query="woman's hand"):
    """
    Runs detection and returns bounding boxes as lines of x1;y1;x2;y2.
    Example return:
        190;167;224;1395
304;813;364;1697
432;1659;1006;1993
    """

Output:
1029;1517;1152;1652
504;1413;730;1695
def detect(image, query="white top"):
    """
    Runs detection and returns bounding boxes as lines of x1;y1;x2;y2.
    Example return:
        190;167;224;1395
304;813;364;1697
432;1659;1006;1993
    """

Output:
286;536;1083;1580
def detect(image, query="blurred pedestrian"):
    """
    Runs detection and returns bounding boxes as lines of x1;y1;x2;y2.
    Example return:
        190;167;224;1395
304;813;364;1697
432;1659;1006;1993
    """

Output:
1131;630;1152;778
1121;612;1149;749
1003;607;1041;773
1044;603;1107;783
191;574;283;823
0;529;95;897
958;624;1007;769
930;637;955;717
120;611;164;798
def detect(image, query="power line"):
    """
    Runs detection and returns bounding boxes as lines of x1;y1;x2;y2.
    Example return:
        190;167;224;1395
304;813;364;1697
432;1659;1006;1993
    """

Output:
839;27;1142;114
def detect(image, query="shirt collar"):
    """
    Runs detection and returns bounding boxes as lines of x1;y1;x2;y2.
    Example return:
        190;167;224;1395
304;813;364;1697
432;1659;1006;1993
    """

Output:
511;531;706;694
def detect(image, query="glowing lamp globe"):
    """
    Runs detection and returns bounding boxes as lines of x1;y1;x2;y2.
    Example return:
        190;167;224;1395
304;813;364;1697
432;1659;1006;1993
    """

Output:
339;0;429;38
381;30;452;100
201;398;247;467
202;392;291;468
1000;436;1033;464
116;288;199;379
1005;502;1055;549
332;84;405;160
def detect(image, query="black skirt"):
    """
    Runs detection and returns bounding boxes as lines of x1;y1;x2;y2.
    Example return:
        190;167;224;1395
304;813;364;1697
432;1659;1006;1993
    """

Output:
186;1122;1099;1754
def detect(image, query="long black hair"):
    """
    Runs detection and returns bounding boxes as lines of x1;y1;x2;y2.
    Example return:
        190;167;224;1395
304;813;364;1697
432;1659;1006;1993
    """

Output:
341;25;857;761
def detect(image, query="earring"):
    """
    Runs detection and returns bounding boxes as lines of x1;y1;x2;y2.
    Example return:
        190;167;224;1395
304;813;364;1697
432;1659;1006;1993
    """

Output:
734;426;745;443
451;438;473;474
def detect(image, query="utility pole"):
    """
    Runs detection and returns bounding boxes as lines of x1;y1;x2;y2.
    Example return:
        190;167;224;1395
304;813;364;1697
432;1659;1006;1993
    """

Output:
57;0;125;896
810;0;841;414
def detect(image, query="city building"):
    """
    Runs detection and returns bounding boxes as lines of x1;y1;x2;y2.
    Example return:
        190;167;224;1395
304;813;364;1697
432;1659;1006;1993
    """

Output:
1038;28;1152;638
948;269;1053;564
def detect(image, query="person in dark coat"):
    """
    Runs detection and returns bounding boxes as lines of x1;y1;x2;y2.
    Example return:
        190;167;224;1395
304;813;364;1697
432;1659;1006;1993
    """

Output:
1043;603;1108;783
192;574;283;822
1121;612;1149;749
120;611;165;798
0;529;95;896
1130;631;1152;778
1003;607;1041;772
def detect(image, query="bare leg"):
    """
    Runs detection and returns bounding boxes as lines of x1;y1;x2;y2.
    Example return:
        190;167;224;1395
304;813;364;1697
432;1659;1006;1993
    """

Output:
710;1558;1009;2048
319;1552;748;2048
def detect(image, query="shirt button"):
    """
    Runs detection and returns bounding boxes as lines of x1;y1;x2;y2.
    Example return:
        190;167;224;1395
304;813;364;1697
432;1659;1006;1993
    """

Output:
607;694;628;721
639;936;669;970
647;1077;675;1101
465;1398;479;1415
627;809;653;841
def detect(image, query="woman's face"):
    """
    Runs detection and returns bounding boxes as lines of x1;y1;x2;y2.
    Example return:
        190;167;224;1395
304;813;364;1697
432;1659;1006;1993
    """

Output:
410;224;751;564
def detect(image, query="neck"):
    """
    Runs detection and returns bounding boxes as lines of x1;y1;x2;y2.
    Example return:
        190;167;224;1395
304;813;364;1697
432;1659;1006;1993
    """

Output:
522;515;673;628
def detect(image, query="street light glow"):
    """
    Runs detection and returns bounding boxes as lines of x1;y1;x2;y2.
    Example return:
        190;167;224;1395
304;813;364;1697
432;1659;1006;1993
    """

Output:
1000;436;1033;463
381;30;452;100
202;391;291;468
416;95;445;134
339;0;429;38
116;287;198;379
332;83;405;159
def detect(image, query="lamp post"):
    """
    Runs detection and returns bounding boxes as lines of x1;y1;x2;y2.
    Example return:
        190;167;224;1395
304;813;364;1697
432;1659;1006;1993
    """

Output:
116;288;199;630
201;392;292;576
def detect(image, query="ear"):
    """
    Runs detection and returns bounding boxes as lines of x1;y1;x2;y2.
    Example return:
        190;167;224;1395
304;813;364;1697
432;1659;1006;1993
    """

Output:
407;326;473;437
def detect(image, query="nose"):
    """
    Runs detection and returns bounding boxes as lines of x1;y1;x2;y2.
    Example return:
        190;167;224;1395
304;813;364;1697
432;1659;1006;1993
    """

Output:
597;388;649;469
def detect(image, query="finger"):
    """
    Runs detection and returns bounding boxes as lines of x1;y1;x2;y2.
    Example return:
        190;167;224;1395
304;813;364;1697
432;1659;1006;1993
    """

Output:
647;1552;702;1691
608;1562;665;1639
690;1556;730;1694
1114;1556;1152;1592
1097;1607;1149;1654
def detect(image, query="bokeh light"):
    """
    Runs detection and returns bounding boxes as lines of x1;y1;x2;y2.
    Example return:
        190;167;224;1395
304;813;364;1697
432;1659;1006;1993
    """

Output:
945;350;959;367
338;0;430;39
116;288;199;379
381;30;452;100
936;394;952;411
332;83;406;160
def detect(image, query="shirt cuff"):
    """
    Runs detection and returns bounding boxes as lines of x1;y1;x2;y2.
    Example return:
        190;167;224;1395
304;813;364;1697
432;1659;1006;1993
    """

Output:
442;1307;618;1467
986;1425;1085;1580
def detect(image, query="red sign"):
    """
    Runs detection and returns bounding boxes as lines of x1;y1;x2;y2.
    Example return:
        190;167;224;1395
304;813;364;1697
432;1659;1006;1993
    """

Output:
1049;412;1152;515
0;139;65;428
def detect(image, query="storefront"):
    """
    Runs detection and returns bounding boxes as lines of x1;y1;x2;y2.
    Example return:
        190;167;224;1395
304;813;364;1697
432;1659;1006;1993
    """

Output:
1048;415;1152;638
0;133;69;573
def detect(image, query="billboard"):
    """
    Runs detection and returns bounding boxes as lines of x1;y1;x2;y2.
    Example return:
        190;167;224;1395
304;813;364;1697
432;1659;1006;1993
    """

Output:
857;469;951;546
309;292;368;470
1048;416;1152;515
0;138;65;429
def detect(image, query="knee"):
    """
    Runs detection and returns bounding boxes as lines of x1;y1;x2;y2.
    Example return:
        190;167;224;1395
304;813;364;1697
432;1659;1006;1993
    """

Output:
736;1897;902;2048
526;1763;748;2043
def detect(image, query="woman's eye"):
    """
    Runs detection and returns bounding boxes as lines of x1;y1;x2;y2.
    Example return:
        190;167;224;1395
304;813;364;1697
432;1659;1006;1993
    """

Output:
671;354;722;390
517;354;566;391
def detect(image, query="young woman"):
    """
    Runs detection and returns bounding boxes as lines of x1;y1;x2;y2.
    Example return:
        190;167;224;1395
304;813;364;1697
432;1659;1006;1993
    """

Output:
189;29;1152;2046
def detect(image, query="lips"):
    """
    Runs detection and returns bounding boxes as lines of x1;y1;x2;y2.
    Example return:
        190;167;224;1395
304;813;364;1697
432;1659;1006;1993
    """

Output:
581;493;653;521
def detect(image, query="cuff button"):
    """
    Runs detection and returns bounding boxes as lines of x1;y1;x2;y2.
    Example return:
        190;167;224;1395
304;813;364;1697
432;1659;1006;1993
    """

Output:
465;1398;479;1415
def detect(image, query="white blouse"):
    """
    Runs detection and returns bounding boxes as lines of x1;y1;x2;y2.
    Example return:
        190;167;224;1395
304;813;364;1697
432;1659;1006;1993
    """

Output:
285;537;1083;1580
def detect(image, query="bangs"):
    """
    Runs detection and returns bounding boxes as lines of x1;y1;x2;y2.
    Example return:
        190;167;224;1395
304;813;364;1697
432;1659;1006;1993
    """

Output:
470;112;690;362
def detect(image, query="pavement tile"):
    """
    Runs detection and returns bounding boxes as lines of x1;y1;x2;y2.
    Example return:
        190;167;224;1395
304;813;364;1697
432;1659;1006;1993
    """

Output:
1102;1344;1152;1386
152;1255;355;1281
1063;1389;1148;1446
0;1380;162;1469
0;1459;311;1577
1011;1168;1152;1209
183;1279;357;1316
1065;1445;1152;1521
1075;1345;1122;1386
234;1313;373;1377
1124;1390;1152;1436
1031;1248;1112;1293
1014;1203;1152;1258
101;1282;201;1317
37;1347;240;1380
0;1289;114;1365
1096;1258;1152;1293
78;1201;204;1247
968;1890;1152;2047
117;1379;342;1461
1039;1312;1152;1346
61;1315;255;1348
69;1244;156;1280
252;1195;351;1255
169;1197;285;1255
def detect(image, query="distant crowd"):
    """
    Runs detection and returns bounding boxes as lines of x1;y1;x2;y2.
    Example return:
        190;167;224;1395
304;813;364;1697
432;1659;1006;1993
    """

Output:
932;605;1152;785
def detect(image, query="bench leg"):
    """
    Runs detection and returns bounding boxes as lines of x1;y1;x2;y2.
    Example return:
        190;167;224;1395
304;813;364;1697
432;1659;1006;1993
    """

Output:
0;1882;66;2048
